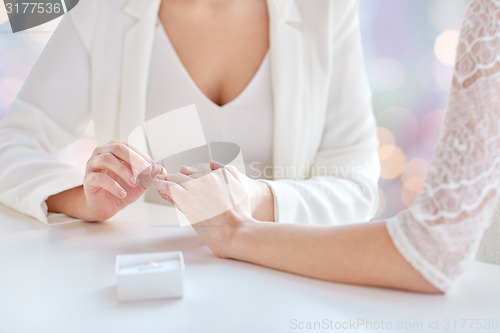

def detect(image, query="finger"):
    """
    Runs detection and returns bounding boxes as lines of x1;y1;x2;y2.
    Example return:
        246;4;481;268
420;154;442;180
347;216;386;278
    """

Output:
85;172;127;199
154;175;190;194
168;180;190;211
166;173;196;187
94;141;152;178
87;152;137;187
210;160;225;170
157;191;175;205
224;165;242;182
153;175;172;196
121;141;161;176
136;164;166;189
180;163;211;175
154;177;187;205
154;178;180;204
123;142;155;165
157;165;167;175
180;171;210;180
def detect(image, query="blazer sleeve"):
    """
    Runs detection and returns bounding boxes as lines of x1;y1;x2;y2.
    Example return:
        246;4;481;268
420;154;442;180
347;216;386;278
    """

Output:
0;15;91;224
264;1;380;225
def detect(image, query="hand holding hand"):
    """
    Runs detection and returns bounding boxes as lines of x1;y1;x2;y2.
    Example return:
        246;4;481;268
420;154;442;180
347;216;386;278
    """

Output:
154;164;254;257
171;161;275;221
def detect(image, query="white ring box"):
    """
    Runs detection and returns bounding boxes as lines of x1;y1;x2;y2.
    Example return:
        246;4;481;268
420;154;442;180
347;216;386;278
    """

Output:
115;251;185;301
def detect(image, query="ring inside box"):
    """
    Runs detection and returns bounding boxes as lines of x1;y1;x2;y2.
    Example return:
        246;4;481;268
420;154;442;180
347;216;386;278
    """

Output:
116;251;185;301
120;259;181;275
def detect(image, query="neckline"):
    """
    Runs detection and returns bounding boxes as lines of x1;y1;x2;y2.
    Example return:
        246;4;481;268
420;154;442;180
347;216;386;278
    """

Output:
156;22;270;110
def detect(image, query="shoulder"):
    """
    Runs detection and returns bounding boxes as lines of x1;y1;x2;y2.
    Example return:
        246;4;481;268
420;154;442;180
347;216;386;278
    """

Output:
65;0;129;50
292;0;360;41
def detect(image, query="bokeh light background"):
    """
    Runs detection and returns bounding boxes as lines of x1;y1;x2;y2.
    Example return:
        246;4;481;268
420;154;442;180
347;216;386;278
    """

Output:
0;0;469;220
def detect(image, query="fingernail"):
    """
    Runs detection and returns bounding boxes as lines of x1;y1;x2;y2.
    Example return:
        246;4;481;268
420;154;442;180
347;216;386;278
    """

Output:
130;176;137;185
120;190;127;198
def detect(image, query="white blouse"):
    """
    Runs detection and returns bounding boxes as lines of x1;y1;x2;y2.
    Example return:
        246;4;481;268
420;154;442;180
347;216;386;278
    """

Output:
146;22;274;180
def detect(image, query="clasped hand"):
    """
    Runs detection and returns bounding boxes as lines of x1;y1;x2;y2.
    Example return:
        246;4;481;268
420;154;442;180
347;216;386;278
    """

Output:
153;162;267;257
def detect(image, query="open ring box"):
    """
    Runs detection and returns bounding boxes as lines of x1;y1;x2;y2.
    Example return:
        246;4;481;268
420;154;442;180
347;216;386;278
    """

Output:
115;251;185;302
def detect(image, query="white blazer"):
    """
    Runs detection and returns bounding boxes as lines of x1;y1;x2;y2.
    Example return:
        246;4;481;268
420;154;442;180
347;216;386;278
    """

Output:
0;0;380;225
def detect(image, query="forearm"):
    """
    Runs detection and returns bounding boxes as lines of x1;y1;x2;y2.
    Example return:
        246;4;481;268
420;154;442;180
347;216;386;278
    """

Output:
230;220;442;294
46;186;92;221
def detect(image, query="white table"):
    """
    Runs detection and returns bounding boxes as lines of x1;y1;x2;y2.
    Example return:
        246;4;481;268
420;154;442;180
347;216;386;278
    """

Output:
1;200;499;333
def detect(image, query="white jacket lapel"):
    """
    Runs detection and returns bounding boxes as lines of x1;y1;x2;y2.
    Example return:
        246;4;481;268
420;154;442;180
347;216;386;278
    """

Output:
268;0;306;179
117;0;161;141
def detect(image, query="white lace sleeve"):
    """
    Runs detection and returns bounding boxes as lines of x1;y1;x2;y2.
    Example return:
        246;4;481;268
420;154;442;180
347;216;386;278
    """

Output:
386;0;500;291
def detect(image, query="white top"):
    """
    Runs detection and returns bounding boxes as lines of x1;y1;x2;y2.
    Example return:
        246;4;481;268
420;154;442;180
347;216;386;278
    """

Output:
146;23;274;179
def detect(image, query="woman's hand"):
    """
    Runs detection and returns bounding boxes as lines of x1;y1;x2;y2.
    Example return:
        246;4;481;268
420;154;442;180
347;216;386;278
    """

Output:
175;161;275;222
82;140;163;221
155;164;255;257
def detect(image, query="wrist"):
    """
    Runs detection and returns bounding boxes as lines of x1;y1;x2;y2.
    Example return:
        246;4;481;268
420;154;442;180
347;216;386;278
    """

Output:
46;186;94;221
223;214;261;260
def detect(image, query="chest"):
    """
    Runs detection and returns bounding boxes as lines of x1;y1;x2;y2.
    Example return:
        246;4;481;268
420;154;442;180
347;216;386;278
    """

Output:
158;0;270;106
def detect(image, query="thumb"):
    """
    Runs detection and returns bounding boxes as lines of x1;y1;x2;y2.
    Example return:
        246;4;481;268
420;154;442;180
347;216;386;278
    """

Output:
210;160;225;171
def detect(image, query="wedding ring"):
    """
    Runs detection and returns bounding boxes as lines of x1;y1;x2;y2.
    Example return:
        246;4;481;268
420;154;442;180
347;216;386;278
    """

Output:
138;261;161;271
